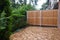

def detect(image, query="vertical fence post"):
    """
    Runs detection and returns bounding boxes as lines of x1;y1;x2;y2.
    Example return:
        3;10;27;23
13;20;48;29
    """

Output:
58;1;60;28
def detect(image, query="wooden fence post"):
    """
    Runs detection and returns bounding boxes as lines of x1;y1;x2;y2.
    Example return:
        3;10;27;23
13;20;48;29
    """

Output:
58;1;60;28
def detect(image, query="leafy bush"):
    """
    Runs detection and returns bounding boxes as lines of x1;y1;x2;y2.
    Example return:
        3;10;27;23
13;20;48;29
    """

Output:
0;0;13;39
18;4;35;15
11;12;27;31
0;4;35;40
12;4;35;30
0;12;12;40
11;4;35;31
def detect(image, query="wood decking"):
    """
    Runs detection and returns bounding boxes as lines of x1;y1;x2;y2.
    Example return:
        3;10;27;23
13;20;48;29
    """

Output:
10;26;60;40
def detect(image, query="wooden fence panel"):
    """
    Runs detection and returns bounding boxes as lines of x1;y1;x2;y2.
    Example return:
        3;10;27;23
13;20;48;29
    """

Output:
27;10;58;26
42;10;58;26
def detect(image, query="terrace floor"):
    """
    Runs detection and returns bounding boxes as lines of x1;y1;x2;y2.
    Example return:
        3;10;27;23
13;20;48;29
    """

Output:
10;26;60;40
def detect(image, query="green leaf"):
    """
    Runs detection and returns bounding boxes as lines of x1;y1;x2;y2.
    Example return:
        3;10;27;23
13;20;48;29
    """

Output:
0;26;6;30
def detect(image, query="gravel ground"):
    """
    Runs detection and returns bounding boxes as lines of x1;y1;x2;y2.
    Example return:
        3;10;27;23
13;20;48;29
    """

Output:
10;26;60;40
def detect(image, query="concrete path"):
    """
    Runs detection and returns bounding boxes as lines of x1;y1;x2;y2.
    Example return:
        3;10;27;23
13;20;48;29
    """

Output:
10;26;60;40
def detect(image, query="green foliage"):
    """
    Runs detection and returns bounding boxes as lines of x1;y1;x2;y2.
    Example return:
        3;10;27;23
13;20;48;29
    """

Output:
53;2;58;9
11;11;27;31
18;4;35;15
11;4;35;31
29;0;38;5
40;0;49;10
0;0;12;40
11;0;38;8
0;0;35;40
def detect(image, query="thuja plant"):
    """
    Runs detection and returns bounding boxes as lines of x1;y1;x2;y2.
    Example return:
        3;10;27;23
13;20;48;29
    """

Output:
0;0;13;40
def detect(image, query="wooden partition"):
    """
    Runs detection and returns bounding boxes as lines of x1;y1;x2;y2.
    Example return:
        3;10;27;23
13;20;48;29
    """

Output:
27;10;58;26
42;10;58;26
58;1;60;28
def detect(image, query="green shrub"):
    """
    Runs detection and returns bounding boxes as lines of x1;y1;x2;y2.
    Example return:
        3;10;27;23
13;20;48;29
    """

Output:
11;12;27;31
0;4;35;40
0;0;12;39
11;4;35;31
0;12;13;40
18;4;35;15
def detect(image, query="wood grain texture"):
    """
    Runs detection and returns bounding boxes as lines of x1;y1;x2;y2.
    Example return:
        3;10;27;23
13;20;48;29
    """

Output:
27;10;58;26
10;26;60;40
